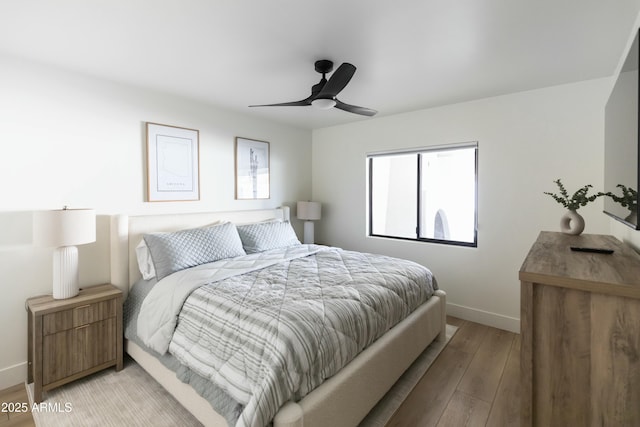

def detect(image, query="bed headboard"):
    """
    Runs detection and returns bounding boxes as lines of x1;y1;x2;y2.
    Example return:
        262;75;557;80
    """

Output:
109;207;290;297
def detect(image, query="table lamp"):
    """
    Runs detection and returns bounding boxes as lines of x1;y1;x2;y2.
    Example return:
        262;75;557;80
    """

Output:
297;201;321;244
33;207;96;299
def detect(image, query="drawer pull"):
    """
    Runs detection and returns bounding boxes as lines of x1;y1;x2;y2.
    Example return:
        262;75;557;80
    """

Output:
75;324;90;330
74;304;92;311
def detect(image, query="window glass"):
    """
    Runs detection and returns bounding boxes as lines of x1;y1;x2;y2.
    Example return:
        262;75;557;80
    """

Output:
419;147;476;244
370;154;417;239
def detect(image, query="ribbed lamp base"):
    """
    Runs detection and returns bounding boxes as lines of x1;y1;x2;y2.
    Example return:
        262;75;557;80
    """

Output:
303;221;315;244
53;246;80;299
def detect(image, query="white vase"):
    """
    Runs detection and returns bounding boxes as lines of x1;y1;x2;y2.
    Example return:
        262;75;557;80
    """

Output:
560;210;585;235
625;208;638;226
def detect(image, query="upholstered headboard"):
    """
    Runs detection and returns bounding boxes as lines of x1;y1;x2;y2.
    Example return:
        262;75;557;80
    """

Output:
109;207;290;297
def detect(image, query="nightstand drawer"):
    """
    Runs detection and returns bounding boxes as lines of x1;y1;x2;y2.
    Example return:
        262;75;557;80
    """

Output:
42;299;117;335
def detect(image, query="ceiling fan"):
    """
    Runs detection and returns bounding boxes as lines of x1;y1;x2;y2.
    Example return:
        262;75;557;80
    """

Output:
249;60;377;117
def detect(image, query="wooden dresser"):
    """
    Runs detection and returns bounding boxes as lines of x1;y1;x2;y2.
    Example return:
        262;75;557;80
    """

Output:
519;231;640;426
27;283;123;403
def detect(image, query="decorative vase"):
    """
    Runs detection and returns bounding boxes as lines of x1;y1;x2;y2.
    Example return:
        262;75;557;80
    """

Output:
625;207;638;226
560;210;585;235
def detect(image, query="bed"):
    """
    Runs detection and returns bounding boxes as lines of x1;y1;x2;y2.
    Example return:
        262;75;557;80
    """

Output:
110;207;446;427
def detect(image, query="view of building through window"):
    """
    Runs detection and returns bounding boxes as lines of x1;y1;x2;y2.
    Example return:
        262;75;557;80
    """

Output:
368;143;477;247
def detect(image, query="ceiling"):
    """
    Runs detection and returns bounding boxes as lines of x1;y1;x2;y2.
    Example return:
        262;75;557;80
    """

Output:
0;1;638;130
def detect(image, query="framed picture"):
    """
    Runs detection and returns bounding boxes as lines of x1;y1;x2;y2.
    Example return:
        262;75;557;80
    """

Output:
235;137;270;199
146;122;200;202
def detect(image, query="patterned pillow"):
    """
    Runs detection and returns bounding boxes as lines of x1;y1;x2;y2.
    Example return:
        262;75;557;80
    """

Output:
143;222;246;281
236;220;301;253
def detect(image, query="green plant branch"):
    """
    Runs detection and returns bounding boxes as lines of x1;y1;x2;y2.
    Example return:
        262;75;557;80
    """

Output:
601;184;638;210
544;179;602;211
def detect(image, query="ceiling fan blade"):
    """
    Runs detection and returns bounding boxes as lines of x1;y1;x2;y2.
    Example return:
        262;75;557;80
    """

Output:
334;99;377;116
317;63;356;98
249;100;311;107
249;97;312;108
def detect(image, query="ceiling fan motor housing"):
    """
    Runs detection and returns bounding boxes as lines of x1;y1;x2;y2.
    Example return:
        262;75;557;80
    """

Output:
314;59;334;74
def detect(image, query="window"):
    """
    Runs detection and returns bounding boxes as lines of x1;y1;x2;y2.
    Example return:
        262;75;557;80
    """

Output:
367;142;478;247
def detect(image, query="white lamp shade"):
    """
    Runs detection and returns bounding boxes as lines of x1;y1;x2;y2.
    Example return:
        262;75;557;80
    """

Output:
33;208;96;247
297;201;321;221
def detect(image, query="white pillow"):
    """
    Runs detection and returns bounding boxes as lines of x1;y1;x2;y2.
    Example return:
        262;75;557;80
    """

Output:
135;239;156;280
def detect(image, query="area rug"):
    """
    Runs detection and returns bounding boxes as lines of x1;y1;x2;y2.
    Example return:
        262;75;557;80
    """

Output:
27;324;457;427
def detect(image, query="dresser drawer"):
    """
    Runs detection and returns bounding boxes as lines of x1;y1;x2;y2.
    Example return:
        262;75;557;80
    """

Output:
42;298;117;335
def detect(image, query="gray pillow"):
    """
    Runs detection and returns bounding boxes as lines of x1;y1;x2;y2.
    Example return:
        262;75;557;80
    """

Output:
143;222;246;280
236;221;301;253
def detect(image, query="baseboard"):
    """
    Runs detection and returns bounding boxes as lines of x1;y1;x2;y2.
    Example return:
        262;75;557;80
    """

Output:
0;361;27;390
446;303;520;333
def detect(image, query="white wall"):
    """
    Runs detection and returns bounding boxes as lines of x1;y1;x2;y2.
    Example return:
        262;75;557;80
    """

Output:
312;78;611;332
0;54;312;388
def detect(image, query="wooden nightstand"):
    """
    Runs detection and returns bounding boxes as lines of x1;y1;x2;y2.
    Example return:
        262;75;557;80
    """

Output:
26;283;123;403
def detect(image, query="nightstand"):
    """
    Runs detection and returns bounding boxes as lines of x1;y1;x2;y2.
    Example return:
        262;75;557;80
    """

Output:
26;283;123;403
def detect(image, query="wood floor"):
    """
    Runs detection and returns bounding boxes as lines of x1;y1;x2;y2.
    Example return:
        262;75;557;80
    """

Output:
386;316;521;427
0;316;519;427
0;384;34;427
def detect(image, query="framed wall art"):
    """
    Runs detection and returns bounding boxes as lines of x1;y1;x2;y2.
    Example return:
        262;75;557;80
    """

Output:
146;122;200;202
235;137;270;199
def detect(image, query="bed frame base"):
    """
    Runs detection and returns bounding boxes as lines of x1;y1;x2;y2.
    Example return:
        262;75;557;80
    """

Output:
127;291;446;427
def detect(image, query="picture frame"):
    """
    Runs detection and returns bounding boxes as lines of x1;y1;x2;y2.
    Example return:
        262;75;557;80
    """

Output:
235;137;270;200
146;122;200;202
